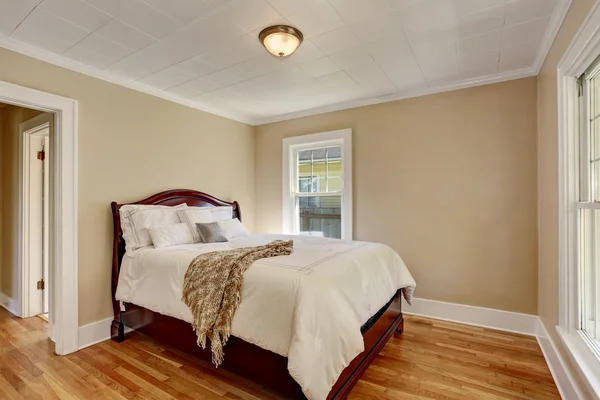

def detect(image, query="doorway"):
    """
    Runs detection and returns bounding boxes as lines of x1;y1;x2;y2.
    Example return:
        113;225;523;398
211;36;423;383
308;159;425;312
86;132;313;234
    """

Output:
20;113;52;321
0;80;78;355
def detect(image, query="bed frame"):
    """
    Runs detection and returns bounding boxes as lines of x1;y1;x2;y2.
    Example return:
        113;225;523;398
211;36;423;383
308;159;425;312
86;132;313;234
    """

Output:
110;189;404;399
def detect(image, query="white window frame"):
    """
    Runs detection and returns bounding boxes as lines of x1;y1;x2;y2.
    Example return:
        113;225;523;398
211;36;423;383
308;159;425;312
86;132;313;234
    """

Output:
282;129;352;240
558;3;600;398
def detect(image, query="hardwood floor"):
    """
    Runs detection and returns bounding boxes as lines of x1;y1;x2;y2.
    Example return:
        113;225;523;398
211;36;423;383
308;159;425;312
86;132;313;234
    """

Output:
0;307;560;399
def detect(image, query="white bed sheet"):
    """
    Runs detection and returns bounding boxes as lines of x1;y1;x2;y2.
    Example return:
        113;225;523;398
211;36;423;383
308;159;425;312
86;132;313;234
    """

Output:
115;234;415;400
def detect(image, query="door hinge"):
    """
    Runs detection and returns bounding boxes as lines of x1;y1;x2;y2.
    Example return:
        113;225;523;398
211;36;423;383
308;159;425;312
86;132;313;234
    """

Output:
37;150;45;161
37;279;45;290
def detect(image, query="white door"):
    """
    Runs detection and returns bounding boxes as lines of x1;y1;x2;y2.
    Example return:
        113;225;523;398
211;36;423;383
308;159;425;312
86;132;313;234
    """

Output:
27;132;49;316
20;113;52;319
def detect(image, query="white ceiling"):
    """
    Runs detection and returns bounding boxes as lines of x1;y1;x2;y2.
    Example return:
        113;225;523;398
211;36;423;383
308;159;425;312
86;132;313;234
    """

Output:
0;0;567;124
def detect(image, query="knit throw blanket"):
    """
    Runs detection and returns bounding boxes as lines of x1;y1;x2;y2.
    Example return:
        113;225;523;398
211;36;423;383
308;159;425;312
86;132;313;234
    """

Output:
182;240;294;366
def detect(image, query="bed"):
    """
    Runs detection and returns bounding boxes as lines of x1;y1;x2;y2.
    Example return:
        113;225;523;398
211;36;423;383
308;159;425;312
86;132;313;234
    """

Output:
110;189;415;399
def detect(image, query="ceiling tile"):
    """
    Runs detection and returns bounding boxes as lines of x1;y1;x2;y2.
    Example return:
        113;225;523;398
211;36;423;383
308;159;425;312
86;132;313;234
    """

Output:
80;0;137;16
368;36;427;91
455;5;505;38
0;0;41;36
64;33;132;68
215;0;282;33
265;0;323;17
399;0;457;33
328;0;392;24
95;19;155;51
39;0;111;31
502;16;550;47
116;1;181;39
330;46;375;71
170;76;223;97
287;1;344;38
107;40;194;78
225;54;283;80
448;0;508;18
505;0;557;26
317;71;357;89
349;10;404;44
457;30;501;55
297;57;340;77
499;41;536;71
11;8;90;54
203;69;245;87
311;26;360;55
163;16;247;56
458;48;499;76
175;55;218;77
139;66;196;89
141;0;214;24
284;40;325;64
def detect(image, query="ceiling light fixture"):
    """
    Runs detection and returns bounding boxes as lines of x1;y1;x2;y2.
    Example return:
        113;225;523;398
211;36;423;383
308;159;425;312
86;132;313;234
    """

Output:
259;25;303;57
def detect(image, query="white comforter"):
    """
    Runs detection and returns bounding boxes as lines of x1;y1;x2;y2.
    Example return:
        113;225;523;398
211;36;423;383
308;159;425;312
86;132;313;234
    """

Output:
115;234;416;400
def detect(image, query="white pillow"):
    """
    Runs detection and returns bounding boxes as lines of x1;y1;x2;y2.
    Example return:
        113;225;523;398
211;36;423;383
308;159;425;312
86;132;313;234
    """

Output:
120;203;187;255
218;218;249;240
148;223;194;248
177;207;214;243
210;206;233;222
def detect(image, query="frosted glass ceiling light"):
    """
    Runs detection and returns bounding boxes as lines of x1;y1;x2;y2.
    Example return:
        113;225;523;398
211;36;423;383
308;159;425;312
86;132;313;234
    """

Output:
259;25;303;57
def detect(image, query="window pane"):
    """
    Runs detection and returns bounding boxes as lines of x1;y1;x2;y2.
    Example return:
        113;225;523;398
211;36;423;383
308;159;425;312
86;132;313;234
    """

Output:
298;195;342;239
580;208;600;341
296;146;343;194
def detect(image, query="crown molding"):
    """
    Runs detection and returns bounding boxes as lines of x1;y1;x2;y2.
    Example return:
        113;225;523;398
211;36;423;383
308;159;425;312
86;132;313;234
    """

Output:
533;0;573;75
254;67;537;125
0;37;255;125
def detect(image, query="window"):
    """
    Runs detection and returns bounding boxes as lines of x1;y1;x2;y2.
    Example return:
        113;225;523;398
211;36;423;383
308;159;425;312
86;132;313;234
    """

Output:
579;57;600;351
282;129;352;240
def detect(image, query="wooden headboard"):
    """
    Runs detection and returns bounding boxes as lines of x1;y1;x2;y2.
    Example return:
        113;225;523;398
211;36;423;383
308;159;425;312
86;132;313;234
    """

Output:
110;189;241;319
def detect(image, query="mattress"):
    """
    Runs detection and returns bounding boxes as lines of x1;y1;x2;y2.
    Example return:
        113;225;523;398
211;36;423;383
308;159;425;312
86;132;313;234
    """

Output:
115;233;415;400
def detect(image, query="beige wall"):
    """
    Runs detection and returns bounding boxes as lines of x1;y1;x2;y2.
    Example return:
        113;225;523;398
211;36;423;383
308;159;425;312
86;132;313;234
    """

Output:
537;0;596;397
0;48;255;326
255;78;539;314
0;106;3;292
1;105;44;298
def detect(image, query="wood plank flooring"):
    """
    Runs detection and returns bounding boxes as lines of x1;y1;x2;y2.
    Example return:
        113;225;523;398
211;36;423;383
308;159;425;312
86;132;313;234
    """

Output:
0;307;560;399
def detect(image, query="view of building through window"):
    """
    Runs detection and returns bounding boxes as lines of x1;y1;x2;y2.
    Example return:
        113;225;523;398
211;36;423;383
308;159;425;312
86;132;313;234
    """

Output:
296;146;342;238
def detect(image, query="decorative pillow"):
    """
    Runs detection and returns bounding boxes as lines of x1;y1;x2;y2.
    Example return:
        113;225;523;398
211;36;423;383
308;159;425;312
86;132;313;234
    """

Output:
177;208;214;243
196;222;228;243
218;218;249;240
148;223;193;248
120;203;187;255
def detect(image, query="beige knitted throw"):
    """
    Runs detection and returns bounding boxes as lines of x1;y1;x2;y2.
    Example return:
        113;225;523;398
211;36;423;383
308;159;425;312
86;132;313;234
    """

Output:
182;240;293;366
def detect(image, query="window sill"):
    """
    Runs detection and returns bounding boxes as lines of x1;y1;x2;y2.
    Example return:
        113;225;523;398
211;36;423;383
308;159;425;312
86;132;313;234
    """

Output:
557;326;600;400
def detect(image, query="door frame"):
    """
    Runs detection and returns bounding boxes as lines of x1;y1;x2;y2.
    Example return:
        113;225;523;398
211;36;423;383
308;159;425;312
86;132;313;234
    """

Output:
0;81;78;355
19;113;51;321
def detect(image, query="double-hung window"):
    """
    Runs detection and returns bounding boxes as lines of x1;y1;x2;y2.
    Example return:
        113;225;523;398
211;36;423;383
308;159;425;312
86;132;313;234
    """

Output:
579;57;600;352
282;129;352;240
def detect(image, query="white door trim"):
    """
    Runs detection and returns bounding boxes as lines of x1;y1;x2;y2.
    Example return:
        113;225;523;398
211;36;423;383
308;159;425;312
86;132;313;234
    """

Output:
19;114;51;320
0;81;78;355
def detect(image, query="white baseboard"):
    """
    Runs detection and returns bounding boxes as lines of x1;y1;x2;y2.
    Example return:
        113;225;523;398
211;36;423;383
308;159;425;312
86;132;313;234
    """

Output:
402;297;540;336
78;317;133;350
0;292;21;317
401;296;586;399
